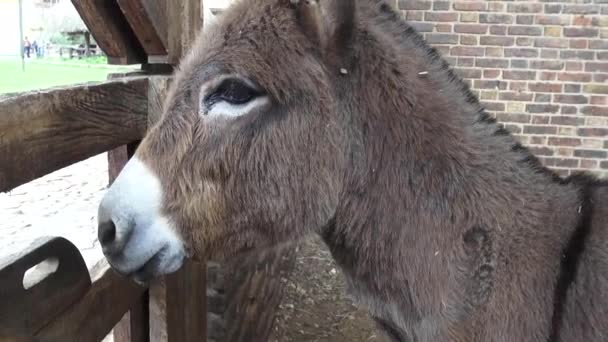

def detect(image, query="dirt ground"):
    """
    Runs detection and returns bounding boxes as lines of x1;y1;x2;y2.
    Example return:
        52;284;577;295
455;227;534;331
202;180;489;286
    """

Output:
269;235;381;342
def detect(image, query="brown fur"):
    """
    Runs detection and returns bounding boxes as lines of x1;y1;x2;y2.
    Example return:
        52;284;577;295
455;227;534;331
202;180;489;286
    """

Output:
134;1;608;340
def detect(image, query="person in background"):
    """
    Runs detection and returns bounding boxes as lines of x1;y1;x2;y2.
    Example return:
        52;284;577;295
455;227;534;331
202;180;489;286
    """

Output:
24;37;31;58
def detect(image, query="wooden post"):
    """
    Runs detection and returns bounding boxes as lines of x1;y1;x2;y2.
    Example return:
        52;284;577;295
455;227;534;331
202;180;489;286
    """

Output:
85;32;91;57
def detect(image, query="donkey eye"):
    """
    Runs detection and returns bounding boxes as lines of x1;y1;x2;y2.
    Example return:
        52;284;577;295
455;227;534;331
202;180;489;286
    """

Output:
205;79;260;107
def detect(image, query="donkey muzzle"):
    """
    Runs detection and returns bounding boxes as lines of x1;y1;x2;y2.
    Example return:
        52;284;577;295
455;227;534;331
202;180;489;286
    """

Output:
97;157;186;283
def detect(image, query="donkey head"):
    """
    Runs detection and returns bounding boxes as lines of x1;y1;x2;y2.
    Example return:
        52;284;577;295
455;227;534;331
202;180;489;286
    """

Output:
97;0;358;281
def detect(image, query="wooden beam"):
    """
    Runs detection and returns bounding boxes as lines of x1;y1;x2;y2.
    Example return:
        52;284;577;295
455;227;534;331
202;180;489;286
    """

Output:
35;260;147;342
0;237;91;336
117;0;168;59
167;0;202;64
0;78;149;193
149;261;207;342
71;0;146;64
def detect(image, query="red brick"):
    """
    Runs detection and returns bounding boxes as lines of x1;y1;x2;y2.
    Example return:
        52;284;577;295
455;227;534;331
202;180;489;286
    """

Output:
581;160;599;169
485;47;503;57
480;36;514;46
524;125;558;134
508;26;542;36
526;104;560;113
552;158;580;168
475;58;509;68
480;14;514;24
499;92;534;101
569;39;588;49
545;4;562;14
535;94;552;102
508;3;542;13
533;38;568;48
585;62;608;72
510;82;528;91
560;50;595;60
425;33;459;44
548;137;582;147
566;62;583;71
433;1;450;10
541;49;559;59
484;70;501;78
532;116;551;125
561;106;578;115
589;40;608;49
504;48;538;58
577;128;608;137
550;116;585;126
573;16;593;26
460;35;478;45
455;24;488;34
453;2;486;11
454;67;483;79
457;57;475;67
399;0;431;10
436;24;452;32
581;106;608;116
451;46;485;56
503;70;536;80
516;15;534;25
594;74;608;82
540;72;557;81
496;113;531;123
474;80;508;90
557;72;592;82
574;149;607;158
564;27;599;37
490;26;507;35
554;95;589;104
406;11;424;21
529;83;562;93
487;2;504;12
590;96;607;105
530;60;565;70
536;15;569;26
563;4;600;15
425;12;459;22
516;37;534;46
564;84;581;93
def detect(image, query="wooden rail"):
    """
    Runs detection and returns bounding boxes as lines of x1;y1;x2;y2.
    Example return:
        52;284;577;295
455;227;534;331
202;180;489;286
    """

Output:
0;78;149;193
0;237;145;341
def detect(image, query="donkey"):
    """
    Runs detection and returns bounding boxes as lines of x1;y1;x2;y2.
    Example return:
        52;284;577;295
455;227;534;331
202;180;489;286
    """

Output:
97;0;608;340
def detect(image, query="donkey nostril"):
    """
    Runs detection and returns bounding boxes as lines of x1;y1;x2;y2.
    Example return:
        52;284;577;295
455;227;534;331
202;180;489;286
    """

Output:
98;220;117;246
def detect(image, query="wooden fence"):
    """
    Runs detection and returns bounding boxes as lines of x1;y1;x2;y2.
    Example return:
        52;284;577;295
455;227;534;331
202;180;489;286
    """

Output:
0;0;295;341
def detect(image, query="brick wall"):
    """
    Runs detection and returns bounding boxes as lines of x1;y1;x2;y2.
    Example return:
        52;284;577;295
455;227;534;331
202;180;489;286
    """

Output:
397;0;608;178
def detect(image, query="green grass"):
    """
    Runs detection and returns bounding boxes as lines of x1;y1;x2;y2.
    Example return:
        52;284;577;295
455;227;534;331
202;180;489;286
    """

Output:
0;57;139;94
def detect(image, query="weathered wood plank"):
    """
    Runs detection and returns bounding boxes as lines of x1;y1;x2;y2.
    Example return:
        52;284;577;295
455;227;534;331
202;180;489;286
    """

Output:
149;261;207;342
71;0;146;64
167;0;203;64
0;237;91;336
222;246;296;341
117;0;168;58
0;78;149;193
112;293;150;342
147;75;172;127
35;260;147;341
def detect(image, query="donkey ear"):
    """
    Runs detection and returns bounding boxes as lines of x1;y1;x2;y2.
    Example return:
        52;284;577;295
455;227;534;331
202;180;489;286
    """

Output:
293;0;356;62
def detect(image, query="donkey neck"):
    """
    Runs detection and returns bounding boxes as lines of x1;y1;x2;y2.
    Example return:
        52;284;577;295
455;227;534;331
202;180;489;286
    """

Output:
321;7;584;339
